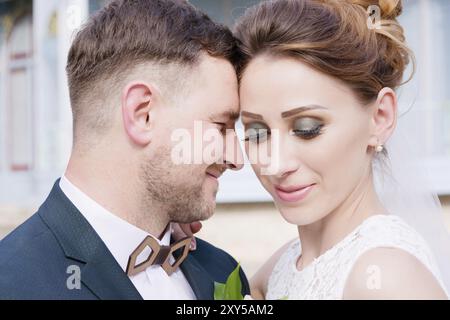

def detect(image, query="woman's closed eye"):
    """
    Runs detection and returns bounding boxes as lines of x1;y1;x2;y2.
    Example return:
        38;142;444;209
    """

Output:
290;117;324;140
243;118;324;143
244;123;271;143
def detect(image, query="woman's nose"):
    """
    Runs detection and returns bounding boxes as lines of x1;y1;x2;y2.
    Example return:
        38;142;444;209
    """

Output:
267;132;302;178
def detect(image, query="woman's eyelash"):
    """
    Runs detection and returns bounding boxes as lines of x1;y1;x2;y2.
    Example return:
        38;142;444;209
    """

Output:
243;129;270;142
242;124;324;143
291;125;324;139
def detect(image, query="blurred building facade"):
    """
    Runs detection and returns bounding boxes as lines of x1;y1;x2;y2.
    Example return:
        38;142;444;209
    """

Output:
0;0;87;206
0;0;449;274
1;0;449;208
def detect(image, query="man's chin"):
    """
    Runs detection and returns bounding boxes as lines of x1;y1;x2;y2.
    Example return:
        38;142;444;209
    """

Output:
174;198;216;224
198;196;216;221
198;199;216;221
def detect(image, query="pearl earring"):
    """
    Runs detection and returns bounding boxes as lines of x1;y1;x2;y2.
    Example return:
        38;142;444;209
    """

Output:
375;144;384;153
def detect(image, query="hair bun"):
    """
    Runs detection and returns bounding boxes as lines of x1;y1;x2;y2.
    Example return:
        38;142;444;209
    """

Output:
349;0;403;19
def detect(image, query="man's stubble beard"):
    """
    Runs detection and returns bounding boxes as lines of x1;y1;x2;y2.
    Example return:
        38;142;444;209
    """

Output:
139;147;216;224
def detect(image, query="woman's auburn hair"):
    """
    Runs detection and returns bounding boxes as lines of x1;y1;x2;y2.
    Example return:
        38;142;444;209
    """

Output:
234;0;415;104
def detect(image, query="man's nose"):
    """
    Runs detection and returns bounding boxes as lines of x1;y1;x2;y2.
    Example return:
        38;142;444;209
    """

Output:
223;131;244;171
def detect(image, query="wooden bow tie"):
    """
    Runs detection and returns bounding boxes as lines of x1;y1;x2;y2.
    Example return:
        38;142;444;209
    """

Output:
126;236;192;277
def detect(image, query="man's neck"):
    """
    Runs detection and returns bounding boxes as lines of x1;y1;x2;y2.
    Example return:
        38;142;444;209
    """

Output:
65;155;170;238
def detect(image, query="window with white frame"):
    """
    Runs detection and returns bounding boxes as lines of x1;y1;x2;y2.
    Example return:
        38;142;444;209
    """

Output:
7;14;34;172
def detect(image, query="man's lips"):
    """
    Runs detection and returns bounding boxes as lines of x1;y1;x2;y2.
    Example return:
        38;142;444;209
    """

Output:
274;184;316;203
206;171;222;180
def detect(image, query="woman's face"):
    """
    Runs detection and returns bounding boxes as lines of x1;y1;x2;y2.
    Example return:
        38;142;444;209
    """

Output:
240;56;376;226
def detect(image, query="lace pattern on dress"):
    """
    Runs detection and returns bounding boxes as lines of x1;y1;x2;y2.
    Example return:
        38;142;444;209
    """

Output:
266;215;448;300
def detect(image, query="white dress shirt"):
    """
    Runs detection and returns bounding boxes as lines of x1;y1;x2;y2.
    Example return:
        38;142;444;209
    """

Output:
59;175;196;300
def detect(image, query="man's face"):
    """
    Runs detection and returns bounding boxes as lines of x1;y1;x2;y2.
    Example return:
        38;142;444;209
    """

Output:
141;55;243;223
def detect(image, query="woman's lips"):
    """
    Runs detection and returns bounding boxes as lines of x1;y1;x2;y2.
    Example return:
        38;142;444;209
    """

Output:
274;184;315;203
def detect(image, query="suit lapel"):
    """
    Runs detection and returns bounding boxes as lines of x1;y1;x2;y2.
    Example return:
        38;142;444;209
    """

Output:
80;244;142;300
39;180;142;300
173;240;215;300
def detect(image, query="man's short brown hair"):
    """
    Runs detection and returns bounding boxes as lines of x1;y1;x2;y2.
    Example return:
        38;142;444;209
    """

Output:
66;0;239;137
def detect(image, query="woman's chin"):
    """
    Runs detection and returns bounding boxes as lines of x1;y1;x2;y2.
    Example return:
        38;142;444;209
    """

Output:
277;206;323;226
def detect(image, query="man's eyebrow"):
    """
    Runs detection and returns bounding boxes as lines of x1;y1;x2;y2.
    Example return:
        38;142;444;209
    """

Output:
227;110;241;121
210;110;240;122
241;111;264;120
281;105;328;118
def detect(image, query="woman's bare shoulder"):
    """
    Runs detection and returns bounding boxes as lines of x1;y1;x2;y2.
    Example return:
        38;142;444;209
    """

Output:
343;247;448;300
250;238;298;299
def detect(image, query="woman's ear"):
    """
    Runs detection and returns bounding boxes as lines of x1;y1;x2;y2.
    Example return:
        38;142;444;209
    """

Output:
368;87;398;148
121;81;156;146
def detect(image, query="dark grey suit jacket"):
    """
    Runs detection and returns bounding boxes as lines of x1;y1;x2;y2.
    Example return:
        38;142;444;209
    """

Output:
0;180;250;299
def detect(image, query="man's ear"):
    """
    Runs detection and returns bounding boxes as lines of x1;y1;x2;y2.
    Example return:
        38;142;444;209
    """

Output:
368;87;398;148
121;81;156;146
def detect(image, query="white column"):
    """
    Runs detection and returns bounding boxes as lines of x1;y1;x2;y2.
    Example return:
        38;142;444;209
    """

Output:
30;0;89;204
55;0;89;172
32;0;59;176
0;28;6;173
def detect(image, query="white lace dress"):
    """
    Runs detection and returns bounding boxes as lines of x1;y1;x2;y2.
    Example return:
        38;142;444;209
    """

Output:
266;214;448;300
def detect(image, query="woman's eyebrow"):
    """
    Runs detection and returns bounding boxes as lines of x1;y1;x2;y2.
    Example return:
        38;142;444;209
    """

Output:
281;105;328;118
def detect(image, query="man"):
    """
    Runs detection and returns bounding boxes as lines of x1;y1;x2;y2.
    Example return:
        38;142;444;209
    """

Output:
0;0;248;299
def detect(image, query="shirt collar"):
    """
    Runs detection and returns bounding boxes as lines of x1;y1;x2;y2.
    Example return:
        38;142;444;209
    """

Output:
59;175;172;272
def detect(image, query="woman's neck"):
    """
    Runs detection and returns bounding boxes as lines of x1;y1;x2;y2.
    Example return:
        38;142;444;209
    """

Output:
296;175;386;271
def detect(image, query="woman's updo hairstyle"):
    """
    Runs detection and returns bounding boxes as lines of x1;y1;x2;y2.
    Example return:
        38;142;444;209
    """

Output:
234;0;414;104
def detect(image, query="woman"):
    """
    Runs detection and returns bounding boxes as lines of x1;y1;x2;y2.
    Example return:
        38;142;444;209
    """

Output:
232;0;450;299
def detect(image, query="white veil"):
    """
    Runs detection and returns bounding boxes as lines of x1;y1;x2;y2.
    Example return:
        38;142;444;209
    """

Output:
373;100;450;295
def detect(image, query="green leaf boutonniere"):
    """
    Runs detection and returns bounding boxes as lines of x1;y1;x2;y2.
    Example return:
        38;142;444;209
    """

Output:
214;264;244;300
214;263;288;300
